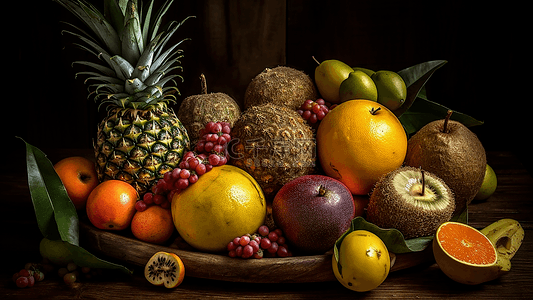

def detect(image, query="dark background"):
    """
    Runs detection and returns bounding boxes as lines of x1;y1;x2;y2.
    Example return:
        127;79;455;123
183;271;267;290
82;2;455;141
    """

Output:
10;0;529;173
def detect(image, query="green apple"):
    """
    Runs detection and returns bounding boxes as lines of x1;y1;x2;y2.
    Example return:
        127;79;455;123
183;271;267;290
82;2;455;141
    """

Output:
352;67;375;77
39;238;74;266
371;70;407;111
338;71;378;103
474;164;497;200
314;59;354;104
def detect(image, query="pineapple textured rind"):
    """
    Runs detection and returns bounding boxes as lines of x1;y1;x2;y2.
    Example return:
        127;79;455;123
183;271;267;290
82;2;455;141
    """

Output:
54;0;194;194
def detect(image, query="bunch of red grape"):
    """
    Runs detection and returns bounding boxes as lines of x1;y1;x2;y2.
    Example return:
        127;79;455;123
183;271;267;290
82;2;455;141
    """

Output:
135;121;232;212
227;225;292;259
297;99;336;126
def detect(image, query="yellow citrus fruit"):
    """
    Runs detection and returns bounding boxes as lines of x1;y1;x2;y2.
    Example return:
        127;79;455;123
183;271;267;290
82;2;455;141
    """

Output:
317;100;407;195
131;206;175;245
86;180;138;230
171;165;267;252
332;230;390;292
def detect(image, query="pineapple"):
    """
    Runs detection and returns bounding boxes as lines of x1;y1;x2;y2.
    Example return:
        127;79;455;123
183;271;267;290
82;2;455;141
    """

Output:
54;0;193;195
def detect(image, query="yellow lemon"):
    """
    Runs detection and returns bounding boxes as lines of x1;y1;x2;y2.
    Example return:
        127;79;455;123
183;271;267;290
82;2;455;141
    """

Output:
171;165;267;252
332;230;390;292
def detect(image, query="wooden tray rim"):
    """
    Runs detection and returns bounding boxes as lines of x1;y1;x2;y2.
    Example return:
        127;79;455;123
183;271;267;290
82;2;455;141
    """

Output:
79;221;435;283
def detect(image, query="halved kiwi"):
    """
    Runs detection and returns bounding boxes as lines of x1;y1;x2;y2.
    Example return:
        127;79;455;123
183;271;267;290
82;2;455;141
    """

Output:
144;251;185;288
366;166;455;239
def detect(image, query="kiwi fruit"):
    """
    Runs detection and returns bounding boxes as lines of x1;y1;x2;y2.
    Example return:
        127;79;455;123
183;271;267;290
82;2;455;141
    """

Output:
177;74;241;144
230;103;316;200
404;111;486;215
244;66;319;110
366;166;455;239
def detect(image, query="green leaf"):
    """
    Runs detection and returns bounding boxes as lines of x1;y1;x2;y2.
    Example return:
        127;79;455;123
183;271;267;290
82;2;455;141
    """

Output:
64;242;133;275
394;60;448;117
18;137;79;245
399;97;484;136
18;137;132;275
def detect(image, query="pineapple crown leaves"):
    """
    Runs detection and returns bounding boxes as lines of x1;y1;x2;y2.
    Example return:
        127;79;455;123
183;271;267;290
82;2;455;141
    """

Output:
53;0;194;110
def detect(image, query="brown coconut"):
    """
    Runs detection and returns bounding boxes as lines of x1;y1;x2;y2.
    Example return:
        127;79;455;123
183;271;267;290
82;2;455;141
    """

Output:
403;111;486;215
177;74;241;144
230;103;316;200
244;66;319;110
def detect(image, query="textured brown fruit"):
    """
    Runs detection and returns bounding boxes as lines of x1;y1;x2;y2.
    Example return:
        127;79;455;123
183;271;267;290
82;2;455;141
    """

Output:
404;114;486;215
230;103;316;200
177;74;241;144
244;66;319;110
366;166;455;239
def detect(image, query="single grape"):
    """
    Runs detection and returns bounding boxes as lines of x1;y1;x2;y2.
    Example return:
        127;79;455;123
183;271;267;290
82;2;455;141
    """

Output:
18;269;31;278
63;272;77;285
135;200;148;212
208;154;220;166
249;240;260;253
253;250;264;259
195;163;206;176
153;194;166;205
267;242;279;254
239;235;251;246
16;276;29;288
144;192;154;205
26;275;35;287
258;225;270;236
277;245;289;258
33;271;45;282
268;231;279;242
189;174;199;184
235;246;243;257
227;241;238;251
301;110;311;120
260;237;272;250
242;245;254;258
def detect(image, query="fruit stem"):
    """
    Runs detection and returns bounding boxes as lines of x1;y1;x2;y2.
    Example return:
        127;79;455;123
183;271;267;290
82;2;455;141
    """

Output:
312;56;320;66
421;169;426;196
442;110;453;133
370;107;381;115
318;185;327;197
200;73;208;95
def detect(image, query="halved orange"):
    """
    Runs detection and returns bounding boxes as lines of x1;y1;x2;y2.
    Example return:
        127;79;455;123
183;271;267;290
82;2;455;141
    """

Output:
433;222;507;285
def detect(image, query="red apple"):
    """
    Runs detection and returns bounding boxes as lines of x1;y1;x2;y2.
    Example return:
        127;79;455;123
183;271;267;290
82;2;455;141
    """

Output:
272;175;355;254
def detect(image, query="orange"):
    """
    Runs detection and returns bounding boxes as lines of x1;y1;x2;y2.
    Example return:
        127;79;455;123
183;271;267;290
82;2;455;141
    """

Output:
172;165;267;252
317;100;407;195
131;206;174;244
86;180;138;230
433;222;504;285
54;156;99;210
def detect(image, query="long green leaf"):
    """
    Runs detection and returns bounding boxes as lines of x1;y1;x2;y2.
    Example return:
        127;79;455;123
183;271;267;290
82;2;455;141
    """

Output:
19;137;79;246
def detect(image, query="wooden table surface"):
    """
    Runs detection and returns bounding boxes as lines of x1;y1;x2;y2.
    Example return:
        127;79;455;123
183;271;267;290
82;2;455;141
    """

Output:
1;149;532;299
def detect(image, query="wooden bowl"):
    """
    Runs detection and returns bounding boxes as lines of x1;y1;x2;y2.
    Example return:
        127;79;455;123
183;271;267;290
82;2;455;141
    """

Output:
79;221;435;283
